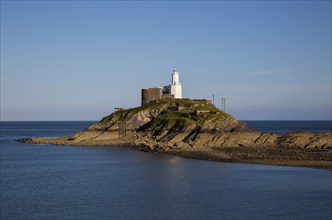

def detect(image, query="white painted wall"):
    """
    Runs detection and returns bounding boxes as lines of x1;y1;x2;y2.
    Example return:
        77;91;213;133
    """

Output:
171;84;182;98
170;67;182;98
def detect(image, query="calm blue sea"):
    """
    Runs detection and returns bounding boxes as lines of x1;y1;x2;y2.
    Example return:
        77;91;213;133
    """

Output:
1;121;331;220
244;120;332;133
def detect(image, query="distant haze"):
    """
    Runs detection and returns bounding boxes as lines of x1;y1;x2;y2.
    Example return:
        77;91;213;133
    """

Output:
1;1;331;121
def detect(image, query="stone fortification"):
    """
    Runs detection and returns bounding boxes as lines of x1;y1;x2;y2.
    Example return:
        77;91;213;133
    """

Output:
141;88;163;106
141;88;175;106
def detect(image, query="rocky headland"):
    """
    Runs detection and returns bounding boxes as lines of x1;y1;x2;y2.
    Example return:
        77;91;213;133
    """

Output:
17;99;332;169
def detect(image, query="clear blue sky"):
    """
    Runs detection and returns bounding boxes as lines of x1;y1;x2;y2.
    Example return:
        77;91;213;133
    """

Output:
1;1;331;121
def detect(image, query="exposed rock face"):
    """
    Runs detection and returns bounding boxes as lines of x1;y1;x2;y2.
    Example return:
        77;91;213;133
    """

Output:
17;98;332;169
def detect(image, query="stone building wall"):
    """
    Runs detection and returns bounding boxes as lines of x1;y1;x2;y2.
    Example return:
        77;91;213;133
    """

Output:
141;88;163;106
162;94;174;99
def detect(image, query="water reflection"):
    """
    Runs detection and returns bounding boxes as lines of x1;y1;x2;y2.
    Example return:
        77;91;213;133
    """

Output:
1;122;331;220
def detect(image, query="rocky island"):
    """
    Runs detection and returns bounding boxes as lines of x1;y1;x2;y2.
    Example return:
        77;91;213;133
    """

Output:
18;98;332;169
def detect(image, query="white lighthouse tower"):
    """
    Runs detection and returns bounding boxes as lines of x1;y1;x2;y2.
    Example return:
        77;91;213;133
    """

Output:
170;67;182;98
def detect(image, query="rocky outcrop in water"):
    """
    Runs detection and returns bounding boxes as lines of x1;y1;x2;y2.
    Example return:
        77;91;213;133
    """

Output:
17;98;332;169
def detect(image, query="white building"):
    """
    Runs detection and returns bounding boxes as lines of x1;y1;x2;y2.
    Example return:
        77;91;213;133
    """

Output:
142;67;183;105
169;67;182;98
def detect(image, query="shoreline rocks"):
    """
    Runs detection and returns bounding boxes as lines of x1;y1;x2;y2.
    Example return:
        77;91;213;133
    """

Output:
16;99;332;169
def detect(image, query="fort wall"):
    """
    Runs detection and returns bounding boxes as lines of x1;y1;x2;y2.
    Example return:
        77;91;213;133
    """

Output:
141;88;163;106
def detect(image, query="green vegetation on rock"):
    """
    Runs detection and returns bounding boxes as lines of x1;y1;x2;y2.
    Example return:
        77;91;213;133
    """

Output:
100;98;235;133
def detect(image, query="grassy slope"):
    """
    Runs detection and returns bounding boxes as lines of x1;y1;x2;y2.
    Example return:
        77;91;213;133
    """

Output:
99;98;232;130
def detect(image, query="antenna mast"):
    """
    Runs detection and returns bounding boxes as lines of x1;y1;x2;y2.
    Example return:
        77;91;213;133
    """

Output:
221;97;226;111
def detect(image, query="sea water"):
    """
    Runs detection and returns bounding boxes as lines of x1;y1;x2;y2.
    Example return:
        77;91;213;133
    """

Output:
1;121;331;219
244;120;332;133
